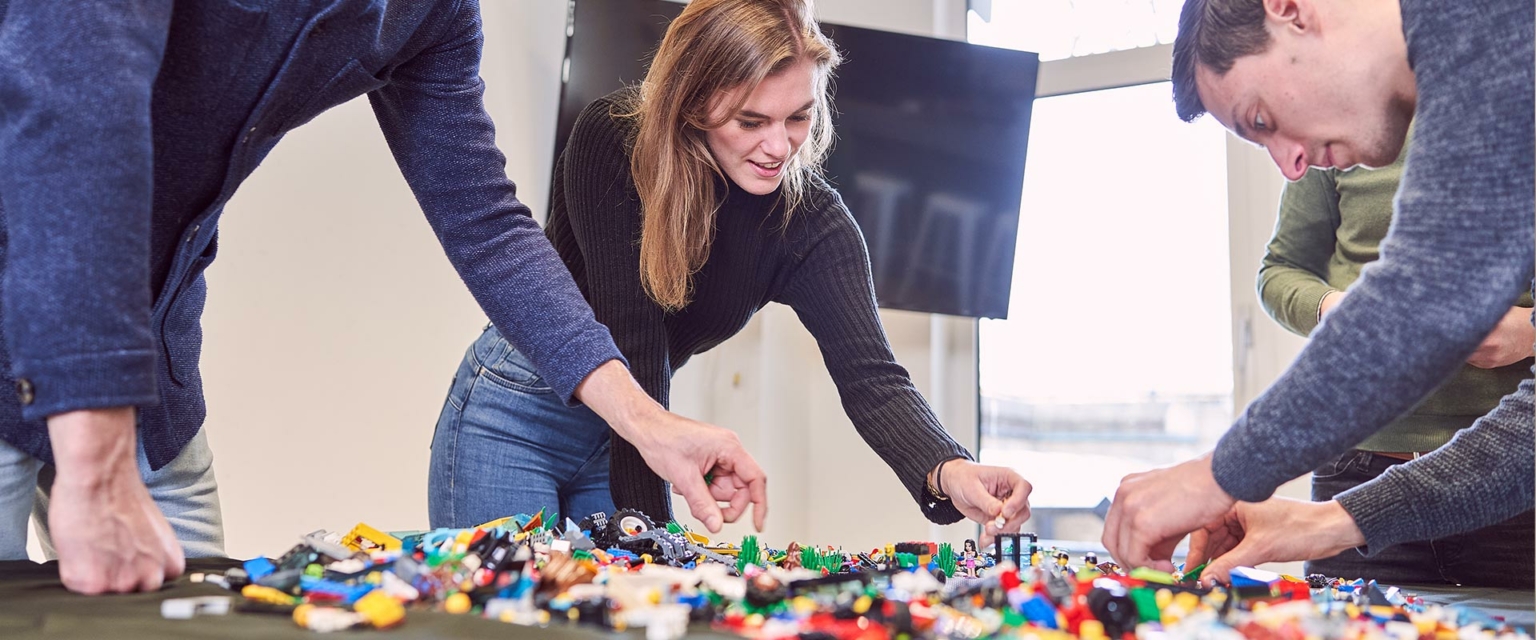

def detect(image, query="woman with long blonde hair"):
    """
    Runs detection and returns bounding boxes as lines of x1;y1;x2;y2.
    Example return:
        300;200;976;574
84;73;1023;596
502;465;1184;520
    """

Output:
429;0;1030;536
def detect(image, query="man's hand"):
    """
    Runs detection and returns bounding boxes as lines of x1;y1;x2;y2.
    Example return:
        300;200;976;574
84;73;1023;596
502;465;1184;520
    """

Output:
47;407;184;594
1102;453;1234;572
936;460;1031;550
1185;498;1365;584
1468;306;1535;369
575;361;767;533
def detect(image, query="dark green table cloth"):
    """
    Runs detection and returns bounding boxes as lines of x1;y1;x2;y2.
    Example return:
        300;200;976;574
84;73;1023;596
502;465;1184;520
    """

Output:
0;560;1529;638
0;559;737;639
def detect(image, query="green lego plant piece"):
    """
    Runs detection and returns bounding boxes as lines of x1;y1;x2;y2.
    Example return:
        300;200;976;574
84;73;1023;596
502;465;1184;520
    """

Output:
1181;561;1208;583
666;522;685;535
800;547;841;573
895;552;917;569
573;549;594;562
936;543;956;577
737;535;762;573
799;546;819;571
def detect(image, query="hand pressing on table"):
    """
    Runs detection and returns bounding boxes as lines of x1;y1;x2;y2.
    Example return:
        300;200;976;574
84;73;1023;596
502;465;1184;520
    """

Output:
47;407;185;594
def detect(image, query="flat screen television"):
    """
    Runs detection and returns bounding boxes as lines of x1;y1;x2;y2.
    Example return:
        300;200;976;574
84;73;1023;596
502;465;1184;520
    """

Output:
554;0;1038;319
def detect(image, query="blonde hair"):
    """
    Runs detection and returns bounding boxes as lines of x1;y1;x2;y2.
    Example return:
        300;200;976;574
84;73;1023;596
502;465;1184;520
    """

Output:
624;0;841;310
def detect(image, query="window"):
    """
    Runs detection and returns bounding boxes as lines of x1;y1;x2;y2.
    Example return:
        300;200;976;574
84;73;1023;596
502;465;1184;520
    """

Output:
971;5;1235;545
968;0;1187;61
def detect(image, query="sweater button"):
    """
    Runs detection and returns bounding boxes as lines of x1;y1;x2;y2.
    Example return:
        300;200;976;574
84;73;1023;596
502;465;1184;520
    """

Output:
16;379;34;406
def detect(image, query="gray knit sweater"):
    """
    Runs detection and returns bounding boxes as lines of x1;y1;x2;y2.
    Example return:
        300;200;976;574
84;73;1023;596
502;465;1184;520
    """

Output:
1211;0;1534;551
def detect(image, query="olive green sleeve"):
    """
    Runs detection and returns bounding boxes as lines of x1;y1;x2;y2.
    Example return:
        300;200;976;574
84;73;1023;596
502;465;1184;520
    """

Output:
1256;170;1343;336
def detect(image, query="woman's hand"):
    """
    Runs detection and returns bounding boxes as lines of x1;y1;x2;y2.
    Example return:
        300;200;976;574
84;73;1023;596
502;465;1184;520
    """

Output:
576;360;767;533
935;460;1031;549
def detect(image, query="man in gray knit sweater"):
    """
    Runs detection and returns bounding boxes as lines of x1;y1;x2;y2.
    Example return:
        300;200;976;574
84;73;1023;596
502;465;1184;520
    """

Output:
1102;0;1534;573
1251;128;1532;587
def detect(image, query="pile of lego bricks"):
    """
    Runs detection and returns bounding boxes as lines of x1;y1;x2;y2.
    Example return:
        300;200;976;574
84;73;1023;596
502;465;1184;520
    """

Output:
176;509;1532;639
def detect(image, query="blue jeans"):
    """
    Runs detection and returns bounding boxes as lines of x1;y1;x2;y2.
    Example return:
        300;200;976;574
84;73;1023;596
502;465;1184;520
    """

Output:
1307;450;1534;588
428;325;615;529
0;428;225;560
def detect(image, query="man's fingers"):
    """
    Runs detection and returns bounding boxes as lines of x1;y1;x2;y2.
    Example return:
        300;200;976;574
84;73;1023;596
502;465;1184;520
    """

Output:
1202;544;1258;586
746;475;768;531
1101;484;1127;565
1002;478;1032;520
719;482;750;523
675;473;724;533
1185;530;1212;572
145;498;185;580
137;561;166;593
1148;536;1180;573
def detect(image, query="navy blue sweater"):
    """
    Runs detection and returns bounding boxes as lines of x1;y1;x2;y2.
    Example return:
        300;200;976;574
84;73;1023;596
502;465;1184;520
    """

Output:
0;0;622;469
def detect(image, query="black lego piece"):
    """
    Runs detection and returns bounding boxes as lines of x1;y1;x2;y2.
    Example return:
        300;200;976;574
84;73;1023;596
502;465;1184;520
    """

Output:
1086;581;1138;638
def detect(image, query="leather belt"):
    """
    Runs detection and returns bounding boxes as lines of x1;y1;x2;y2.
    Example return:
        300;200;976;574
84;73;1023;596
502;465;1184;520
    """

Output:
1370;451;1425;461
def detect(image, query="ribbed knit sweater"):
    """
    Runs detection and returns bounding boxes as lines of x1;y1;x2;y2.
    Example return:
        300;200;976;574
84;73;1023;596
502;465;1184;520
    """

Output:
1212;0;1534;550
542;90;972;524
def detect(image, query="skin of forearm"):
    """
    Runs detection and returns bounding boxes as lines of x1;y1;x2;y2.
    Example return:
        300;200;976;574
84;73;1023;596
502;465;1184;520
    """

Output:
47;407;139;486
572;359;663;447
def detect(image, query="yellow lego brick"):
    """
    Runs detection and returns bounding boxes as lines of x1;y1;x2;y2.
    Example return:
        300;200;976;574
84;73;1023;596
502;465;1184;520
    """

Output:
353;590;406;628
342;523;401;552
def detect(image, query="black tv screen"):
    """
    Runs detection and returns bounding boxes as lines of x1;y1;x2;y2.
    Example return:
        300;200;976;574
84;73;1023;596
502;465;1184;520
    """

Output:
554;0;1038;319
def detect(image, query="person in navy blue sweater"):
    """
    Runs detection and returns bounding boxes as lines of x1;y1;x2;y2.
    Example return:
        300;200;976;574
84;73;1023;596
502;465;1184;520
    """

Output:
0;0;766;594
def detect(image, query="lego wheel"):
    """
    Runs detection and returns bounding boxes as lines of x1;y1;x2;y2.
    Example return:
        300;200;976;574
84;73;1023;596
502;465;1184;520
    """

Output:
610;509;657;538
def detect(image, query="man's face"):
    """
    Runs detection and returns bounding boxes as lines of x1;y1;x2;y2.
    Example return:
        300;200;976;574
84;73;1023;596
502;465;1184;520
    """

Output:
1196;35;1413;180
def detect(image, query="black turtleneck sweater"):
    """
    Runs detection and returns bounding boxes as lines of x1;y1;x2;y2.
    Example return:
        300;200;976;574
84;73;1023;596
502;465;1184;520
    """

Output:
542;89;971;524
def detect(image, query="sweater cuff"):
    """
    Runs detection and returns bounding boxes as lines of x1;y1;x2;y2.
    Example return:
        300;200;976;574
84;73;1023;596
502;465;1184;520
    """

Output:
914;450;974;525
1305;288;1338;332
1335;478;1414;556
14;350;160;420
533;328;628;407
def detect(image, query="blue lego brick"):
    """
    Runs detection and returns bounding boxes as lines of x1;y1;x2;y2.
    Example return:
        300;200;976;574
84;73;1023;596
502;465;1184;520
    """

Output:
1021;594;1059;629
244;557;276;581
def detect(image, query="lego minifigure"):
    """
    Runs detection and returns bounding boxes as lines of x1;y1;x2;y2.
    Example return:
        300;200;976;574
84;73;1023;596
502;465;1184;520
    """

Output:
961;539;979;578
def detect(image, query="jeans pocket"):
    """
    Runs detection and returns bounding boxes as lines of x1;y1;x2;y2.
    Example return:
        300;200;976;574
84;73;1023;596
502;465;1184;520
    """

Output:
480;346;553;395
1310;451;1363;482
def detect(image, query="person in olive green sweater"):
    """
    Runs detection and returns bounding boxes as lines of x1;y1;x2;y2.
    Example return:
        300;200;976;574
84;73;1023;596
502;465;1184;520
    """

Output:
1257;127;1535;587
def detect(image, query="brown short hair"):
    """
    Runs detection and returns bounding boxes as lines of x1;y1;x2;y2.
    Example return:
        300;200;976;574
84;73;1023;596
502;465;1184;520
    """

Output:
1171;0;1273;122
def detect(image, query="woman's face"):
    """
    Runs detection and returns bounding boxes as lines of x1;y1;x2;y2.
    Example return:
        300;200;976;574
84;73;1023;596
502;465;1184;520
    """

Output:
703;58;818;196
